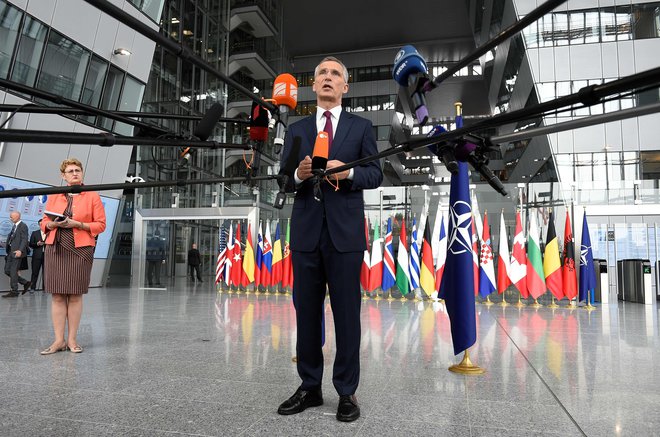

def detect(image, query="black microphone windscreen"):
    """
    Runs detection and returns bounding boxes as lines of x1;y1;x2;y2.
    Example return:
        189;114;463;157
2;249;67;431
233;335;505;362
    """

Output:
283;136;302;174
194;103;224;141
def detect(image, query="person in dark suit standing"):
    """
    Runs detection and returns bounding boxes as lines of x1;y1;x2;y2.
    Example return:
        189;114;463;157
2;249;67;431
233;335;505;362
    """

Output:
29;219;46;292
3;211;31;297
187;243;202;282
277;56;383;422
146;235;166;286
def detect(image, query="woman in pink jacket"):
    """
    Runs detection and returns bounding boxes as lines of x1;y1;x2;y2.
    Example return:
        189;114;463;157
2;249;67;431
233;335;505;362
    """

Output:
40;158;106;355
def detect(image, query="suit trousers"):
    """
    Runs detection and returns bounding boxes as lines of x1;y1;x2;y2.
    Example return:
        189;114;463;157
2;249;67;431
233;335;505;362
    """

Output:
4;255;28;291
31;255;44;289
292;220;362;396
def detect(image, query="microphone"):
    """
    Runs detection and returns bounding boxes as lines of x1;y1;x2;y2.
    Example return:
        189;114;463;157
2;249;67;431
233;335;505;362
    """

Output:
460;141;508;196
248;101;270;176
272;73;298;151
311;131;330;202
194;103;224;141
393;45;430;125
426;125;458;175
274;136;302;209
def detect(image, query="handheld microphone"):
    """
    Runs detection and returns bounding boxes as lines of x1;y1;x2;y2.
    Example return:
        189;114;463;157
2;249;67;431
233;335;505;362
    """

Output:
311;131;330;202
426;125;458;175
393;45;430;125
193;103;224;141
272;74;298;151
248;101;270;177
274;136;302;209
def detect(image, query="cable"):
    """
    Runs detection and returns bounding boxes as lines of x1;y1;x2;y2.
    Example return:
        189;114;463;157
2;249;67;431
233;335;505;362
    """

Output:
0;103;35;129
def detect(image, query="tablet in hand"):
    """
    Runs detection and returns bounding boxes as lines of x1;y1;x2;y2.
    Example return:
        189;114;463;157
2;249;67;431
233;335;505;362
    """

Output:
44;210;66;222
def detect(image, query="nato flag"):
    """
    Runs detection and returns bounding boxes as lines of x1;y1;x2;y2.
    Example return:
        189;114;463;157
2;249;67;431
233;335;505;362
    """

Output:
440;159;477;355
579;213;597;303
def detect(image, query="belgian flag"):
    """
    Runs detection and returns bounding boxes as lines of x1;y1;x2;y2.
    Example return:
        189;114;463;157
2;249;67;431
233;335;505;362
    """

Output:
543;212;563;300
419;217;435;296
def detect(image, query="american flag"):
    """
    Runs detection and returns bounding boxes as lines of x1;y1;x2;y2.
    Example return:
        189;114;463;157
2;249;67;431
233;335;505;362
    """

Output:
215;225;228;284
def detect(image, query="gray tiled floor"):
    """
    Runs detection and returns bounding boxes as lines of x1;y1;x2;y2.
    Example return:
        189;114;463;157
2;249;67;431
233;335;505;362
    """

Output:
1;281;659;436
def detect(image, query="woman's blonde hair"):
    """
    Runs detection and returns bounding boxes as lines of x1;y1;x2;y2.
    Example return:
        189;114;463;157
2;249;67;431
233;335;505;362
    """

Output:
60;158;83;173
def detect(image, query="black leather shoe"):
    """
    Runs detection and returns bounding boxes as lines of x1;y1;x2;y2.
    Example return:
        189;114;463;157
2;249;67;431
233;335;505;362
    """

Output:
2;292;19;298
336;395;360;422
277;388;323;415
22;281;31;294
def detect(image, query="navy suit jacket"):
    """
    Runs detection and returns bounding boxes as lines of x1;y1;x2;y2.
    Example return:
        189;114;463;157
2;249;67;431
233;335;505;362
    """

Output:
280;111;383;253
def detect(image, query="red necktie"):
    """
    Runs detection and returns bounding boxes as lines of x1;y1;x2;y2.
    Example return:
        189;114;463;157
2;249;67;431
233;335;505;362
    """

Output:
323;110;333;149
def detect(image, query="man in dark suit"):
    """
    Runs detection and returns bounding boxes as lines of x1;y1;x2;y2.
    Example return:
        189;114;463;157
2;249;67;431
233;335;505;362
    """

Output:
28;218;46;292
146;235;166;286
187;243;203;282
277;56;383;422
3;211;31;297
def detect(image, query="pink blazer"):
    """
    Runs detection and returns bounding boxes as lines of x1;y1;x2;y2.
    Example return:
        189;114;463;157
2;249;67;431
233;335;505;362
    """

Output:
41;191;107;247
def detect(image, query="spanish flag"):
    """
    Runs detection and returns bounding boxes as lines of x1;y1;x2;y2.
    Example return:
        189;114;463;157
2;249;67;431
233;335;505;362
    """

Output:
543;212;563;300
419;216;435;296
241;222;255;287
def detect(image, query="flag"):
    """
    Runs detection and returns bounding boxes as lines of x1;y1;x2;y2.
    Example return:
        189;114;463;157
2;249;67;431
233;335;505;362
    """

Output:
543;212;563;300
579;213;596;303
435;215;447;293
271;223;283;286
282;220;292;289
562;212;578;300
224;222;233;286
497;210;511;294
471;217;479;297
409;217;421;290
431;201;443;265
261;221;273;287
381;217;396;292
254;222;263;288
510;211;528;298
368;221;383;291
472;192;484;240
230;223;242;287
395;219;411;296
478;211;496;298
526;213;546;299
215;225;227;285
419;216;435;296
440;160;476;355
361;217;370;290
241;223;255;287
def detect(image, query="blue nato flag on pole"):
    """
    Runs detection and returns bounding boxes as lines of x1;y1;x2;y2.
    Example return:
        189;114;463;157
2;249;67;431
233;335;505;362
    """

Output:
440;115;476;356
409;217;421;290
579;213;597;303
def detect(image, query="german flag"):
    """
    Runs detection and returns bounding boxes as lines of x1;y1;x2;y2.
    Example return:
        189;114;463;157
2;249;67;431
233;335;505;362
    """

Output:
543;212;563;300
419;216;435;296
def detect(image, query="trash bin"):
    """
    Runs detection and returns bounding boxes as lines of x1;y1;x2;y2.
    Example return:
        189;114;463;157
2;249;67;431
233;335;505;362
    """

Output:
617;259;650;304
593;259;608;303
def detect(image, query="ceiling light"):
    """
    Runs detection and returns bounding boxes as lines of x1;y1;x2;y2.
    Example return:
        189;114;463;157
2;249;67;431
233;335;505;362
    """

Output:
113;48;131;56
183;29;193;36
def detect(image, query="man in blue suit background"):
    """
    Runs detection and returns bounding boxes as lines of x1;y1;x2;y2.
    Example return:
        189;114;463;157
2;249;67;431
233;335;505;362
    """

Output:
277;56;383;422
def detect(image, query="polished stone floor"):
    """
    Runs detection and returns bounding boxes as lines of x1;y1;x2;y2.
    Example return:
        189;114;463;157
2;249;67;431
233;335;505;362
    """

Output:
1;279;659;436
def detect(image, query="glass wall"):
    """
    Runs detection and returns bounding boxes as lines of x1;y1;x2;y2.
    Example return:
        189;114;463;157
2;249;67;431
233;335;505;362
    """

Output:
0;0;146;134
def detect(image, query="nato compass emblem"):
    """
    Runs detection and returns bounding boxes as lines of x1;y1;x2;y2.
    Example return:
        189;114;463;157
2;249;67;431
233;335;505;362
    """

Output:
448;200;472;255
580;243;591;266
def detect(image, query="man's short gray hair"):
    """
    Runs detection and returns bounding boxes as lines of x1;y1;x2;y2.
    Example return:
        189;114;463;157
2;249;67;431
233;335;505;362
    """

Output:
314;56;349;83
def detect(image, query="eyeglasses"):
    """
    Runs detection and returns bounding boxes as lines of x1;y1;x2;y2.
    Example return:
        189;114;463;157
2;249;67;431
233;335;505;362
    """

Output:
64;169;82;174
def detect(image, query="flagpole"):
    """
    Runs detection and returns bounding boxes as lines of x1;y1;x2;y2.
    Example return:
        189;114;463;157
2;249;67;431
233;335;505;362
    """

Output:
547;296;559;308
515;295;526;307
498;293;509;306
584;290;596;311
531;298;543;308
484;295;494;306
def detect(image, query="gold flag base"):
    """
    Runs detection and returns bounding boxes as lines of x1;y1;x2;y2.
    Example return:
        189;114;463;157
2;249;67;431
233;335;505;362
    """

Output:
515;298;526;307
448;350;485;375
498;296;509;307
583;303;596;311
373;293;382;301
530;299;543;308
547;297;559;309
292;356;298;363
483;295;494;306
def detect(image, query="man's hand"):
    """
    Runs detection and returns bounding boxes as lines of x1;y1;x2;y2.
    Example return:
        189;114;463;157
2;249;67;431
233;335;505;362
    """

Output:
14;250;21;258
296;155;313;180
326;160;349;180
